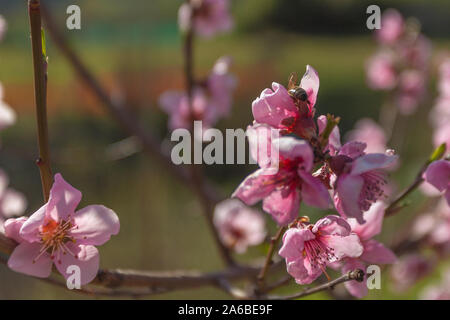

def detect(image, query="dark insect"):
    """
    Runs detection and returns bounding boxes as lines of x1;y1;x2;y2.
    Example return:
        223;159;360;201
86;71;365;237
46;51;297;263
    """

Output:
287;72;308;102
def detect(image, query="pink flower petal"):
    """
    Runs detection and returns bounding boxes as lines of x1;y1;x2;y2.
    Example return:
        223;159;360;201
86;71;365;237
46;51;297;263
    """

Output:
312;215;351;236
262;188;300;226
288;259;321;285
298;170;331;209
279;228;315;262
4;217;27;243
232;168;278;205
335;174;365;224
423;160;450;193
339;141;367;159
252;82;297;128
247;123;278;168
325;234;363;259
1;188;27;218
54;243;99;286
299;65;320;108
317;115;341;155
277;137;314;171
351;153;398;175
348;201;386;240
8;242;53;278
71;205;120;246
20;203;48;243
47;173;82;222
360;239;396;264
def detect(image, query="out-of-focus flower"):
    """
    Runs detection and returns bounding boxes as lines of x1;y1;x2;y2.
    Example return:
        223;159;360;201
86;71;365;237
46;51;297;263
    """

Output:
178;0;233;38
0;83;17;131
0;169;27;234
5;174;120;285
279;215;363;284
366;52;397;90
367;9;430;115
333;202;396;298
213;199;266;253
0;15;7;41
420;268;450;300
376;9;404;45
346;118;387;154
331;142;398;223
159;56;235;138
395;69;426;115
232;137;330;226
251;65;319;140
423;160;450;206
390;254;434;292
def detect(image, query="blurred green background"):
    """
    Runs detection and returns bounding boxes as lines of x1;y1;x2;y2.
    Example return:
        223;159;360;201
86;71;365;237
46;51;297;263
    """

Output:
0;0;449;299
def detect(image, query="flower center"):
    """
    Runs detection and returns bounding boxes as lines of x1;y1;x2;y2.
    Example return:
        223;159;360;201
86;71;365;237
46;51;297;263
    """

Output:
358;170;387;211
34;217;78;264
302;233;336;279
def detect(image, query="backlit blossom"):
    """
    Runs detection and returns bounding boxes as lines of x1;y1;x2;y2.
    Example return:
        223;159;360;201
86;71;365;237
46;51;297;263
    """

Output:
390;254;433;292
366;52;397;90
279;215;363;284
5;174;120;285
178;0;233;38
232;136;330;226
346;118;387;154
331;142;398;223
0;83;17;131
423;160;450;206
213;199;266;253
334;202;396;298
376;9;404;45
251;65;320;140
0;169;27;234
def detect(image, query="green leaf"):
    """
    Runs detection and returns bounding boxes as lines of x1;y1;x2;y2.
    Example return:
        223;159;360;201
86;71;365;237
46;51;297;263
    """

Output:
428;143;446;163
41;28;47;58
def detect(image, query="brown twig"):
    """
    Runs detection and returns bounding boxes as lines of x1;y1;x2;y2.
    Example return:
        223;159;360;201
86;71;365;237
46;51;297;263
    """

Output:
256;226;286;293
28;0;53;201
268;269;365;300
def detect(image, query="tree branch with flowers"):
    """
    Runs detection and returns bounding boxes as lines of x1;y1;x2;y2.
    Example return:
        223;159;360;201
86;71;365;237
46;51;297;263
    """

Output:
0;1;449;300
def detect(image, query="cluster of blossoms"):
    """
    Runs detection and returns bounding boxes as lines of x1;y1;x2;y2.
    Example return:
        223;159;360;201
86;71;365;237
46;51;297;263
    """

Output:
366;9;431;115
159;56;236;138
430;57;450;150
229;65;398;297
0;16;27;234
160;0;235;139
4;174;120;285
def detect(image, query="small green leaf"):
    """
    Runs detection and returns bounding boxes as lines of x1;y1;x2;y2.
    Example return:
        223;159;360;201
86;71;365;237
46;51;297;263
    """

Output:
41;28;47;58
428;143;446;163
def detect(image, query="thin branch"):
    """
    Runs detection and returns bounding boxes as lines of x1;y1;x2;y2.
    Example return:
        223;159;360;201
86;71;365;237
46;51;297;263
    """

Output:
268;269;365;300
256;226;286;293
28;0;53;201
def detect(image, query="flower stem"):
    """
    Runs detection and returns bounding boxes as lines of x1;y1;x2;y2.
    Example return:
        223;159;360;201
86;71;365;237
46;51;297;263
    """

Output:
256;226;286;293
28;0;53;201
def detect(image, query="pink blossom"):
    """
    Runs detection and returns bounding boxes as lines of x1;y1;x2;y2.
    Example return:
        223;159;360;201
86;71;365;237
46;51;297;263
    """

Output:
334;202;395;297
0;169;27;234
0;83;17;131
317;114;341;156
376;9;404;45
396;70;425;115
399;35;431;72
331;142;398;223
206;56;237;118
4;174;120;285
251;65;319;140
213;199;266;253
279;215;363;284
420;268;450;300
232;137;331;226
346;118;387;154
366;52;397;90
159;88;216;134
390;254;433;292
0;15;6;41
178;0;233;38
423;160;450;206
